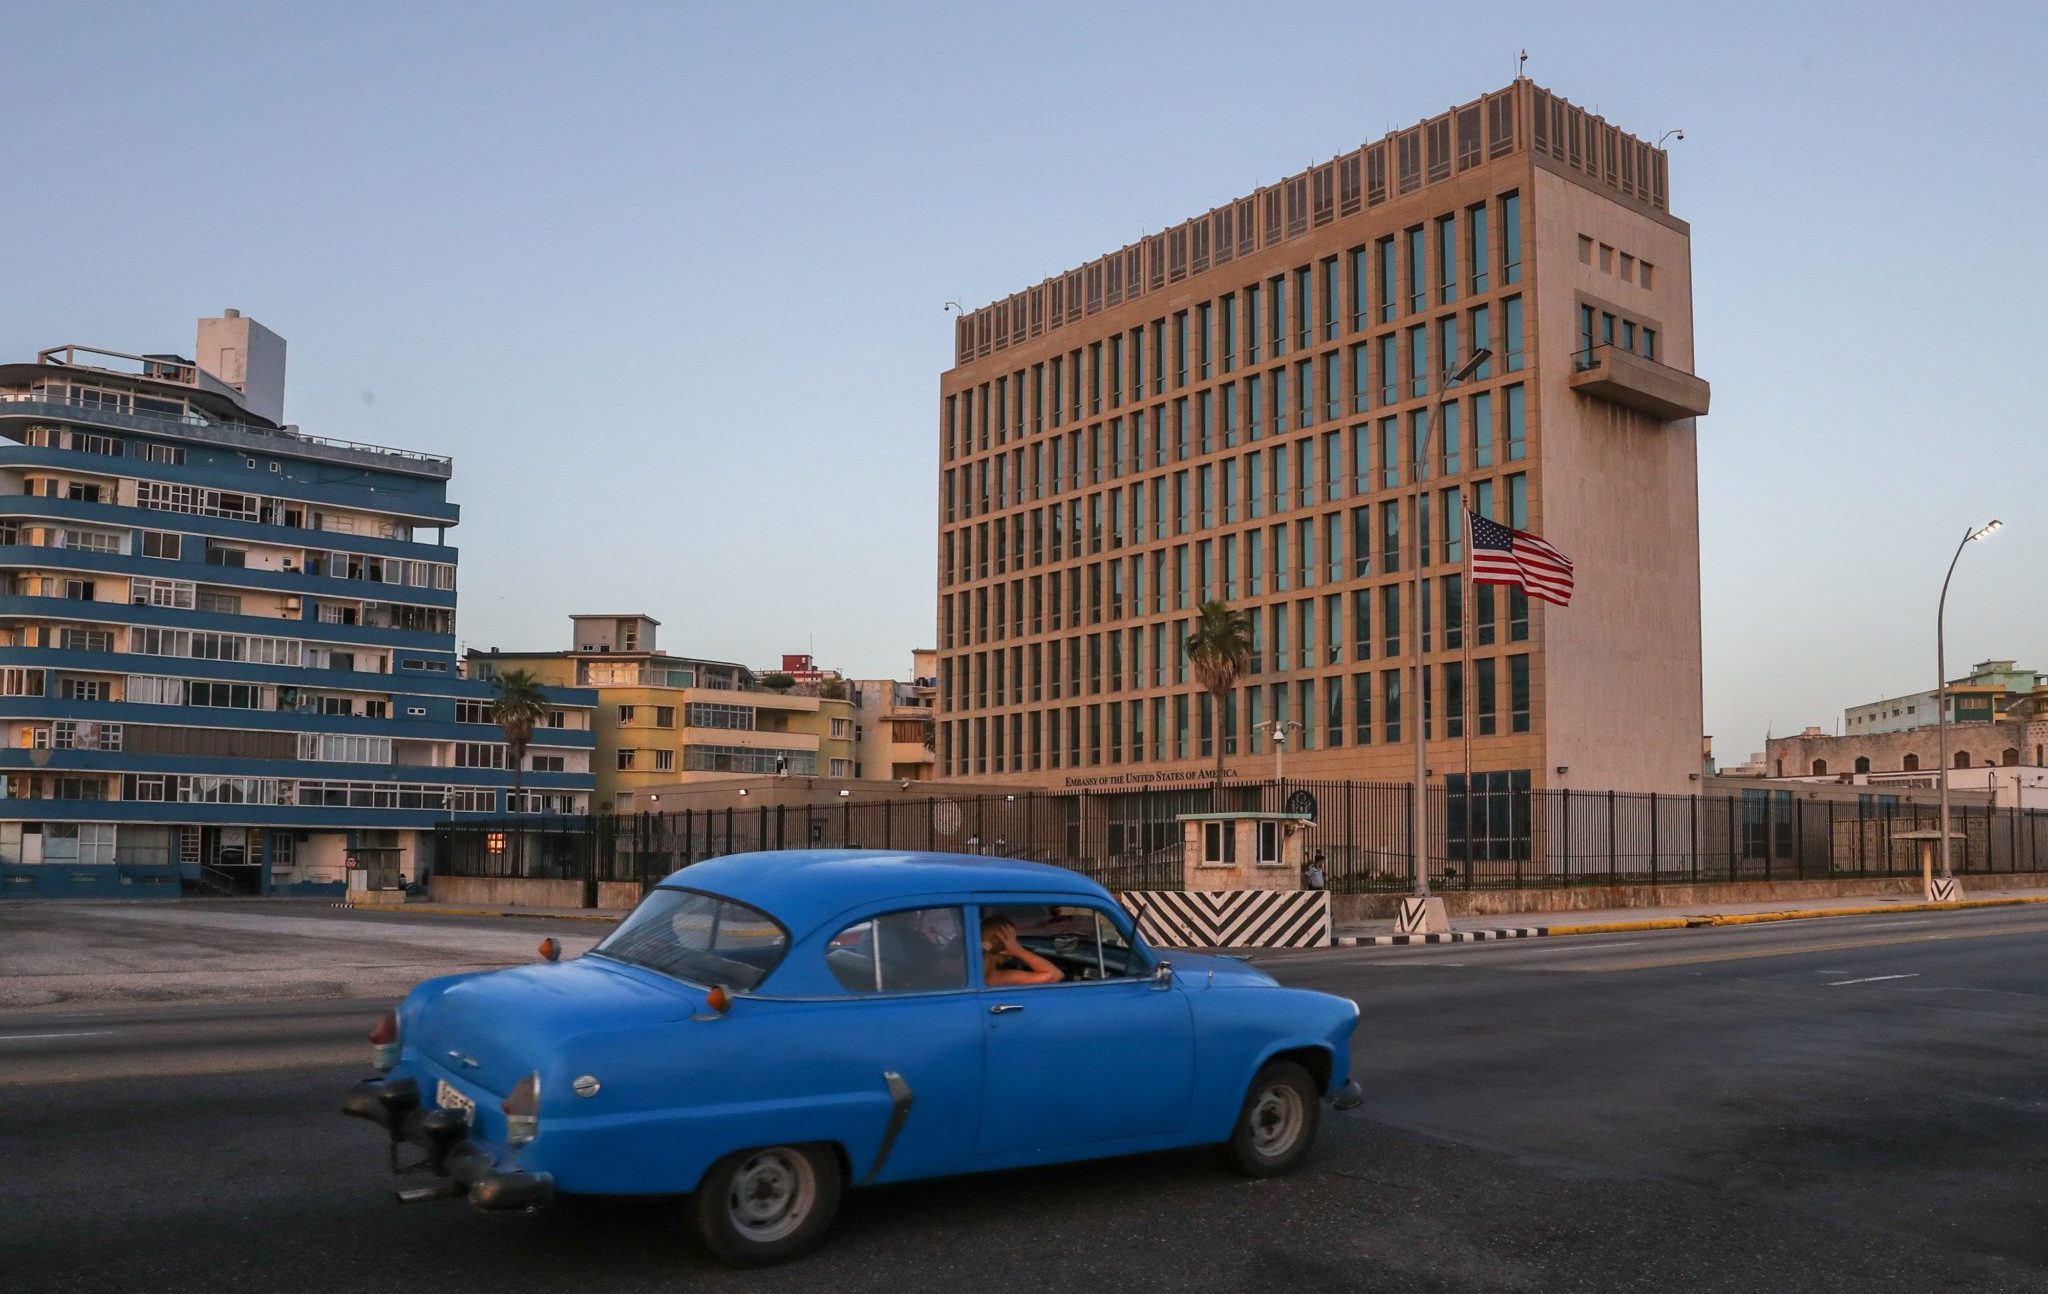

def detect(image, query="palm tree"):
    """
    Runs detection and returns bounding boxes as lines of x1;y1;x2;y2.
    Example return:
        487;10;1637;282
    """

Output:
1184;600;1253;787
489;668;549;817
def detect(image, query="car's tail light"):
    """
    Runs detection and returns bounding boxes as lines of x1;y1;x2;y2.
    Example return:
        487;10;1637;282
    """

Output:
369;1011;399;1073
503;1072;541;1146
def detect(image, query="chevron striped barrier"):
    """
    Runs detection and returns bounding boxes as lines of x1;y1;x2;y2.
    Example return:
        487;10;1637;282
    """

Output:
1119;889;1332;949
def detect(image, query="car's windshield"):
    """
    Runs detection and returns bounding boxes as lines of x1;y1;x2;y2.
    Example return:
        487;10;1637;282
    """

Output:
590;888;787;990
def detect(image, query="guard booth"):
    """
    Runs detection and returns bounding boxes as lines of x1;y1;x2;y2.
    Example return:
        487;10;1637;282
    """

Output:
1178;811;1315;890
345;847;410;907
1116;811;1331;950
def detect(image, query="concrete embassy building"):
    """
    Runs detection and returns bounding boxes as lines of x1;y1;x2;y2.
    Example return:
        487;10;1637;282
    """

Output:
0;314;595;897
936;81;1708;800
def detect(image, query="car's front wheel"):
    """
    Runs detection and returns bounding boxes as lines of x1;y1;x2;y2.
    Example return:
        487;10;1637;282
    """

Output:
1218;1060;1322;1177
690;1143;842;1267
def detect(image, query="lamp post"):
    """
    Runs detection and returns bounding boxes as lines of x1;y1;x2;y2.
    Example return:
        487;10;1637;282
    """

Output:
1258;718;1303;781
1410;348;1493;900
1936;519;2002;883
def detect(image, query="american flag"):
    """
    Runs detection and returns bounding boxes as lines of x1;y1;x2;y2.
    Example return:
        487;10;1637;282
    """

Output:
1469;511;1575;607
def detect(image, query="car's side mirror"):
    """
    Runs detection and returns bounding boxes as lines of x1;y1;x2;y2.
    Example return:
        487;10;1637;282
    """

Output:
1152;960;1174;989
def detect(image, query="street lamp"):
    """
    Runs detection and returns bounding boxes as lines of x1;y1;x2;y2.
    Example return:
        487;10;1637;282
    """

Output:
1410;349;1493;902
1936;519;2002;884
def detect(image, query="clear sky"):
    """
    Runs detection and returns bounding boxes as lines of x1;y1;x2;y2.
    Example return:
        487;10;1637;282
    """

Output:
3;1;2041;763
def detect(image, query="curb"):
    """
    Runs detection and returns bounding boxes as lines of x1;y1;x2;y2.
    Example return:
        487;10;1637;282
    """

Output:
331;902;622;924
1332;893;2048;947
1338;928;1547;946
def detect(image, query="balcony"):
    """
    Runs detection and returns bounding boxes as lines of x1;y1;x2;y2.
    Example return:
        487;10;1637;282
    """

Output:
0;395;453;479
1568;345;1711;421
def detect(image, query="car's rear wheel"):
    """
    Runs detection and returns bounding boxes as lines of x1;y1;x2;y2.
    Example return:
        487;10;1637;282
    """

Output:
1218;1060;1321;1177
690;1143;841;1267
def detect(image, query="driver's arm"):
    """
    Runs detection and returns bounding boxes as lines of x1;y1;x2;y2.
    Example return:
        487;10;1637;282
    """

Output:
987;940;1063;986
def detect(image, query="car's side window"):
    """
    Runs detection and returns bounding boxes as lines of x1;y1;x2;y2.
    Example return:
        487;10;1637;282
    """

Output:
825;906;968;994
979;904;1148;986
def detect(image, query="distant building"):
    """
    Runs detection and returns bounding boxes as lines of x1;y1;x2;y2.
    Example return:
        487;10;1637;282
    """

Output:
849;649;937;782
1765;683;2048;810
1844;659;2038;735
0;314;596;898
763;653;841;688
472;616;860;810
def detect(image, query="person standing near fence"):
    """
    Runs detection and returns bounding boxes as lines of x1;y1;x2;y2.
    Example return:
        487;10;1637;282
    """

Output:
1304;851;1326;890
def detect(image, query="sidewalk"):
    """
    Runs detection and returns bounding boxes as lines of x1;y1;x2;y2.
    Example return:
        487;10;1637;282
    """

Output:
1332;885;2048;946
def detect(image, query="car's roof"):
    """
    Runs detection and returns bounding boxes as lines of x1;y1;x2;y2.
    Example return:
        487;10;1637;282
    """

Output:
656;849;1112;935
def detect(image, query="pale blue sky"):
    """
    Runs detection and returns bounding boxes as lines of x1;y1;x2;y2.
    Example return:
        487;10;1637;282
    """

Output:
3;1;2041;762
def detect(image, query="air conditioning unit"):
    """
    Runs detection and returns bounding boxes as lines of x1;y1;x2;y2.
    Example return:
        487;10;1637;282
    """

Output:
281;597;302;613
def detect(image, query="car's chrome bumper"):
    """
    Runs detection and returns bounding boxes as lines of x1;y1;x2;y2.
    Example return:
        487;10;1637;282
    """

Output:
343;1076;555;1212
1330;1078;1364;1111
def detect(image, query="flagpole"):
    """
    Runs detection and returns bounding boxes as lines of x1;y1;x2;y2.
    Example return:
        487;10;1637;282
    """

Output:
1462;511;1475;823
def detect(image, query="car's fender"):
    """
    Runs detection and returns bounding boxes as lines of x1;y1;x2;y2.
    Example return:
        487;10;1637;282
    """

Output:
1182;986;1359;1142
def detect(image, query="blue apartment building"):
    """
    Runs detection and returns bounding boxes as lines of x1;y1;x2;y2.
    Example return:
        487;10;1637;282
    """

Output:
0;312;594;897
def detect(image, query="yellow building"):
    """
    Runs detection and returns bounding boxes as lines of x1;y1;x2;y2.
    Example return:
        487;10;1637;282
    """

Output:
469;615;858;811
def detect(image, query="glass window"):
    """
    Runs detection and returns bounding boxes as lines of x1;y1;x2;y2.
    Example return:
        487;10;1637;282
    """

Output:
1437;215;1457;303
1407;227;1426;313
1377;237;1397;323
1505;384;1526;461
966;904;1146;986
826;907;968;993
1500;192;1522;284
1468;203;1489;294
592;889;788;990
1504;296;1525;372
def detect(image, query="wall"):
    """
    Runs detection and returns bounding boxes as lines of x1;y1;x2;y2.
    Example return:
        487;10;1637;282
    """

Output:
1529;165;1703;796
428;875;639;911
1332;872;2048;920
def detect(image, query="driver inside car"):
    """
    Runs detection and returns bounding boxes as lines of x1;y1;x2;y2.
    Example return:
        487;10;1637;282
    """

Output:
980;913;1064;986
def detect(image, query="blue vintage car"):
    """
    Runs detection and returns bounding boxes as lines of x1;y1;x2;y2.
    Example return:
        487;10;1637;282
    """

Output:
344;850;1362;1265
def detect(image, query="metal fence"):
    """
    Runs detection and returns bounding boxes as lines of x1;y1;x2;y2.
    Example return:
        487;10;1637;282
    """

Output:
431;780;2048;903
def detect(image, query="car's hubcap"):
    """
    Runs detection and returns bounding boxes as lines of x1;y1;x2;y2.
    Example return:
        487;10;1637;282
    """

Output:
727;1149;815;1242
1249;1083;1304;1158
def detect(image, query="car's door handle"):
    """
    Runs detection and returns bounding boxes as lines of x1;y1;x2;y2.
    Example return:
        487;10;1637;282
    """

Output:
989;1003;1024;1015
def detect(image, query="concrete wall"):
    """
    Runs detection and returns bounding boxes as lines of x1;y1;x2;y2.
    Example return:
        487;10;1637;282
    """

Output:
1332;871;2048;921
428;875;640;910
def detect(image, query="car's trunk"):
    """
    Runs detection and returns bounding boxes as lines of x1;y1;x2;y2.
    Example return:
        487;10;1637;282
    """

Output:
407;956;699;1097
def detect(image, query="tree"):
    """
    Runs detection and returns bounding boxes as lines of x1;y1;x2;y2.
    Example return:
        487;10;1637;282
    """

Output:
1184;600;1253;787
819;677;846;700
489;668;549;817
760;672;795;692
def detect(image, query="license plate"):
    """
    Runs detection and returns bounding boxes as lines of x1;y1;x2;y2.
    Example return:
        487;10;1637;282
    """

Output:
435;1079;476;1123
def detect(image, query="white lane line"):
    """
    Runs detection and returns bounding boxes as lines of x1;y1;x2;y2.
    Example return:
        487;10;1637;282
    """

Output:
1827;974;1921;987
0;1031;115;1041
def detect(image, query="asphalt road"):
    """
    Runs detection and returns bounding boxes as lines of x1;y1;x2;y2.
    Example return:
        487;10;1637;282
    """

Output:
4;905;2046;1292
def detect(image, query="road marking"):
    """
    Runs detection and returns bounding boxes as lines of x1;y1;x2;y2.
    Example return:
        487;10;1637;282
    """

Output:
0;1031;114;1041
1827;974;1921;987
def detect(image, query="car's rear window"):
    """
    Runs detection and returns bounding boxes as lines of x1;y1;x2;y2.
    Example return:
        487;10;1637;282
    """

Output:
591;888;787;990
